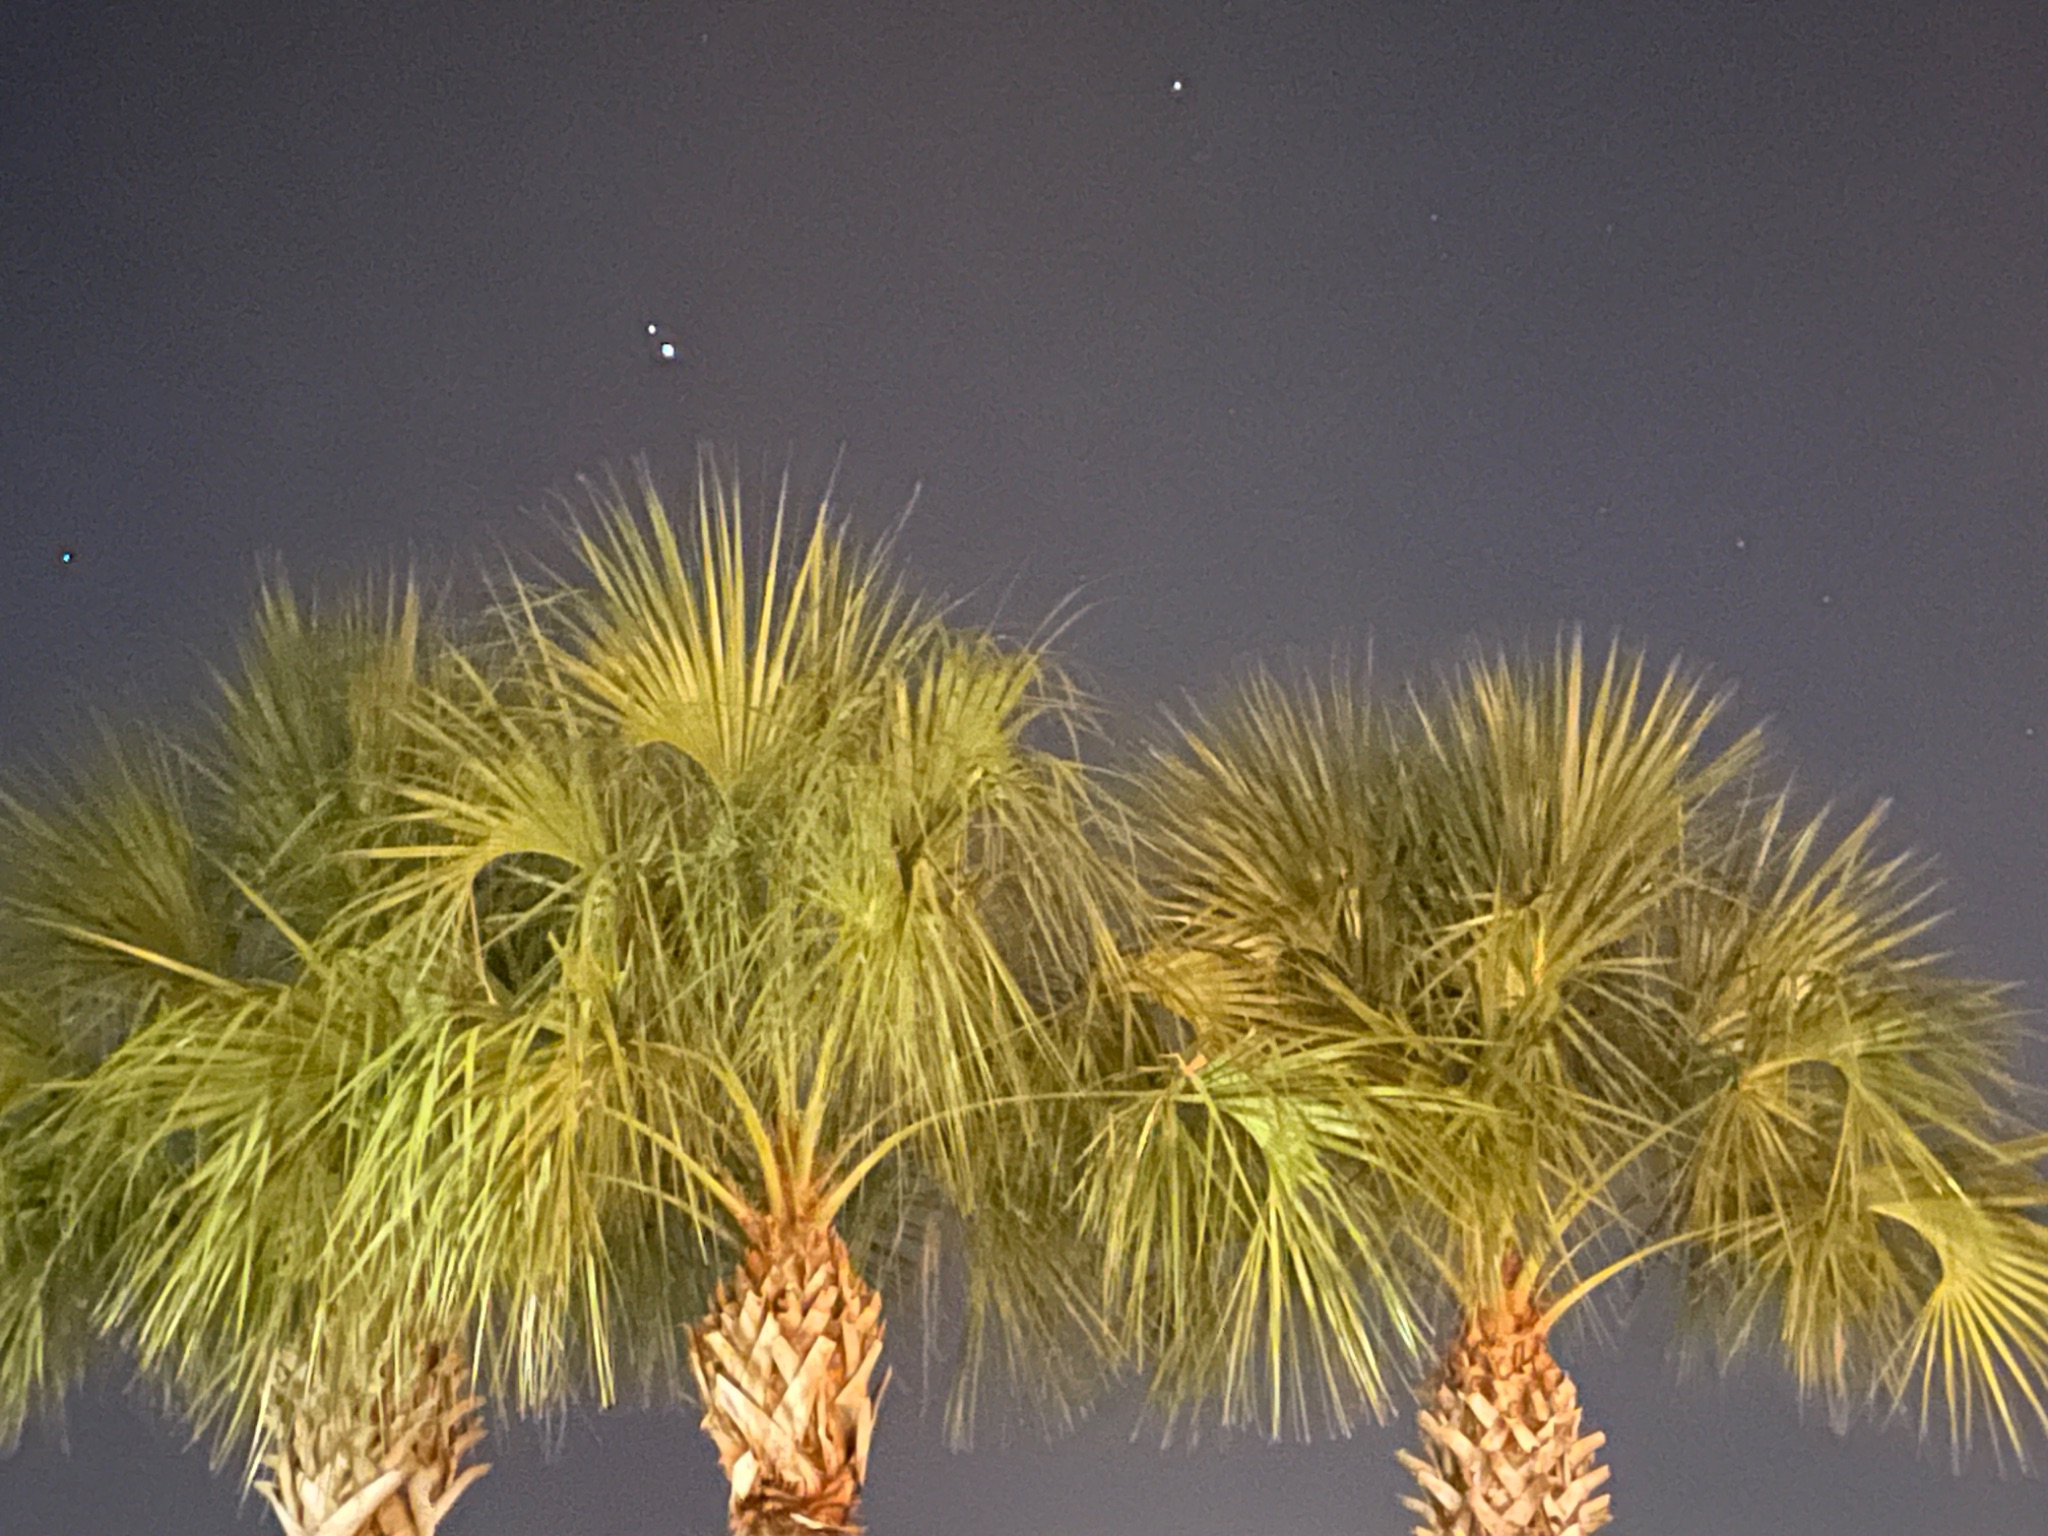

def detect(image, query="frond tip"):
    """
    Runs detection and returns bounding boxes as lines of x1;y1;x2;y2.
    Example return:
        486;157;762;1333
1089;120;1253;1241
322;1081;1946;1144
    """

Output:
1876;1187;2048;1467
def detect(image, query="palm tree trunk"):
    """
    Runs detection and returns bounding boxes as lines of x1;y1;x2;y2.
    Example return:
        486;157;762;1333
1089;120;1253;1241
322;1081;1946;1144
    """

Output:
256;1342;489;1536
1398;1282;1611;1536
688;1215;888;1536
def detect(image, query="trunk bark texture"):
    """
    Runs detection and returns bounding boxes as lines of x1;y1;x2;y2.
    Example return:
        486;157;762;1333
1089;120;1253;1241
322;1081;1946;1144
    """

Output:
255;1341;488;1536
689;1216;887;1536
1398;1286;1611;1536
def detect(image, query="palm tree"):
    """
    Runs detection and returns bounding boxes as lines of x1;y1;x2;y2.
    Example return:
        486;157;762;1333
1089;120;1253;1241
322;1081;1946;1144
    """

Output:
1091;638;2048;1536
0;584;503;1536
344;464;1130;1535
1;466;1125;1536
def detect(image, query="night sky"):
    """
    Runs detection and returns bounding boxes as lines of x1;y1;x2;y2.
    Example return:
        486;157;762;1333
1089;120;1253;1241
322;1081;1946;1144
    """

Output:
4;4;2047;1533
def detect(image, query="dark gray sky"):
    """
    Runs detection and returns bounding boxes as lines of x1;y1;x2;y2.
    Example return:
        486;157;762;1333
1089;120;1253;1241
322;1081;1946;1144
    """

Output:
4;3;2046;1532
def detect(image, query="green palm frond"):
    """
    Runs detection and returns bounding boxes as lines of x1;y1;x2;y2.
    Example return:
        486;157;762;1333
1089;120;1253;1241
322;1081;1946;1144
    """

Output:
0;987;115;1449
813;632;1124;1182
1096;659;1452;1436
1112;639;1742;1325
318;973;636;1415
203;576;428;952
345;641;623;968
941;1147;1122;1444
1138;663;1389;972
1668;785;2040;1458
212;578;422;837
0;1002;39;1117
1875;1182;2048;1464
1395;642;1747;1069
549;463;921;801
43;972;360;1461
0;733;225;1051
0;731;239;1449
1082;1027;1444;1438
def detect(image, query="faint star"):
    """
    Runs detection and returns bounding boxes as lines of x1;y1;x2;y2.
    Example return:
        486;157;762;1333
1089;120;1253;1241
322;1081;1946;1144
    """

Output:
59;550;73;564
1735;537;1746;550
1171;79;1184;96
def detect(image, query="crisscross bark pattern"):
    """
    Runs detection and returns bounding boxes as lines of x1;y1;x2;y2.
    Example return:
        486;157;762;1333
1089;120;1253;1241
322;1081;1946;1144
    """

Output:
1399;1293;1612;1536
689;1219;887;1536
255;1342;488;1536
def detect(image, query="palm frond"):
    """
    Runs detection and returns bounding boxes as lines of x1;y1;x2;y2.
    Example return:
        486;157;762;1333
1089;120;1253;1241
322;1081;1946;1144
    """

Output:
1875;1183;2048;1465
1082;1019;1450;1438
0;732;224;1058
549;462;922;801
1669;786;2040;1458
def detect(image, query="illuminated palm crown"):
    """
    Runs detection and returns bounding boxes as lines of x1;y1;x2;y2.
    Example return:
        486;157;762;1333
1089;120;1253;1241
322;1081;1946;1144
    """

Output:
1090;640;2048;1531
0;466;1129;1536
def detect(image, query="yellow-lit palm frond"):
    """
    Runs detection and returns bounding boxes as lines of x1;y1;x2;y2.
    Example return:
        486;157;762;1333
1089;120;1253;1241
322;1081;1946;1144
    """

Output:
0;734;223;1056
548;462;922;800
1669;788;2039;1460
1081;1022;1451;1439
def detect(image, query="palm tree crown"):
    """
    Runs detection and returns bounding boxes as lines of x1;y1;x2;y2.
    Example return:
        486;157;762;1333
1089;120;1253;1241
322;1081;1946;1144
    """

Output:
0;582;507;1536
1092;637;2048;1534
321;464;1131;1533
1;467;1132;1536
